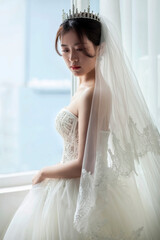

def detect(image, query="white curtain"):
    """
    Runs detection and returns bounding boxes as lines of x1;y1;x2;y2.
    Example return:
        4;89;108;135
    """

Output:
0;0;25;171
100;0;160;129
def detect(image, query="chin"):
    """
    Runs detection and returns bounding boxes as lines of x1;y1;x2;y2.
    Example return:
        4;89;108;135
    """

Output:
72;72;83;77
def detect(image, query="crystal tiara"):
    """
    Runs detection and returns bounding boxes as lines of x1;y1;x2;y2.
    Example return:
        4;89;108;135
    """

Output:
62;4;100;23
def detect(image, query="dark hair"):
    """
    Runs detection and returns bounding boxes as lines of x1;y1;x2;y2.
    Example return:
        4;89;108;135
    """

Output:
55;18;101;58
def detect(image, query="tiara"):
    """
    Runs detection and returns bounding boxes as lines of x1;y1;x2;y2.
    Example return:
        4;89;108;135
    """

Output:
62;4;100;23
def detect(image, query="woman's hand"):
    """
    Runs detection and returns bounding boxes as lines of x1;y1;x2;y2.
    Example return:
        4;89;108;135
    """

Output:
32;170;45;185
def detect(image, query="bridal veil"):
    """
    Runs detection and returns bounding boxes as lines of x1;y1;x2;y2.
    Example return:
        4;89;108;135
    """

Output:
73;14;160;239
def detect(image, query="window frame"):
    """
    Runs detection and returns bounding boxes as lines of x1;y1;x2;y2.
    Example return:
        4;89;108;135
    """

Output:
0;0;91;188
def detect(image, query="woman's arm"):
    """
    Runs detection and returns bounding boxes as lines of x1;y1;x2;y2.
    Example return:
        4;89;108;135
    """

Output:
32;87;93;185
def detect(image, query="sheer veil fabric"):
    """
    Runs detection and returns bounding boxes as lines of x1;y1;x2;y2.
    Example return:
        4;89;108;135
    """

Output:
73;15;160;239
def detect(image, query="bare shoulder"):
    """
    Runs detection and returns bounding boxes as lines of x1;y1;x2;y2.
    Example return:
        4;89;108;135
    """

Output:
78;86;94;110
77;86;94;120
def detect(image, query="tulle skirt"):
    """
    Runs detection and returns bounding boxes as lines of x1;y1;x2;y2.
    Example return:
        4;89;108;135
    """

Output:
3;177;86;240
2;153;160;240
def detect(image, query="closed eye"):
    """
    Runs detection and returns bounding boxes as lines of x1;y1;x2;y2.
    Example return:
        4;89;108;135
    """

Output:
76;48;83;51
76;48;87;51
62;49;69;53
62;48;86;53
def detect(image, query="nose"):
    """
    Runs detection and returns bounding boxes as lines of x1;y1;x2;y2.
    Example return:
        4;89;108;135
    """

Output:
68;49;78;62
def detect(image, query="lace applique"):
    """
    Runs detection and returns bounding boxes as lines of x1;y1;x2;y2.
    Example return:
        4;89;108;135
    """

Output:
87;226;144;240
55;110;77;139
74;116;159;239
129;116;160;156
55;109;78;163
63;139;78;162
74;169;94;233
108;116;160;177
74;167;144;240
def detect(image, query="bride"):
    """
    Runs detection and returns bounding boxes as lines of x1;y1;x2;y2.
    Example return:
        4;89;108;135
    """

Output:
3;4;160;240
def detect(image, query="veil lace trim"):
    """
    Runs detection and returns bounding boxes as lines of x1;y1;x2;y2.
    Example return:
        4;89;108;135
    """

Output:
109;116;160;177
74;115;160;238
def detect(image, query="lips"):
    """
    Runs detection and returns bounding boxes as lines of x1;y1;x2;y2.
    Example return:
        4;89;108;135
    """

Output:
70;66;81;70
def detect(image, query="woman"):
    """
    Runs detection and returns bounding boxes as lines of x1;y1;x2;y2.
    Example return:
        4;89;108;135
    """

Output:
3;5;160;240
2;8;104;240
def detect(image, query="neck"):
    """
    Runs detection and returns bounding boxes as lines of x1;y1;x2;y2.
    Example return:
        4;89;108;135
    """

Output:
78;68;95;86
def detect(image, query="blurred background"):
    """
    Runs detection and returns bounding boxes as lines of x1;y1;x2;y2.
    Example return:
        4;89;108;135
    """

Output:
0;0;159;174
0;0;99;174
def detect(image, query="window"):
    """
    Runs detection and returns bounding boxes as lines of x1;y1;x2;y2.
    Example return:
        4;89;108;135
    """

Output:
0;0;100;174
0;0;71;174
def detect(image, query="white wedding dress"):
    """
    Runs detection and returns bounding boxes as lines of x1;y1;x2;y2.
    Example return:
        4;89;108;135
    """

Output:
2;108;160;240
3;108;84;240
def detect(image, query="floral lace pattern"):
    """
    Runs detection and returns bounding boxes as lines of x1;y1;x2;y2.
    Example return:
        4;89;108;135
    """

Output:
74;116;160;239
74;168;145;240
108;116;160;177
55;109;79;163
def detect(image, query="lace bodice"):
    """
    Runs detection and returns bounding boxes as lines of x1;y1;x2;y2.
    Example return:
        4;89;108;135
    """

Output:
55;108;79;163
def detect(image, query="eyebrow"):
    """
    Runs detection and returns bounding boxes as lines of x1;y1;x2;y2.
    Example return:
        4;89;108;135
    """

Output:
61;43;87;47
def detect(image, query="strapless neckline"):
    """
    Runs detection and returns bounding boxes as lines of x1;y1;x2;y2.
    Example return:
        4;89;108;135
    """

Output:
62;108;78;119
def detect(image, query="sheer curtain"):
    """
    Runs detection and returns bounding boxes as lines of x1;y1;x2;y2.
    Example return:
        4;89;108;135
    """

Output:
100;0;160;129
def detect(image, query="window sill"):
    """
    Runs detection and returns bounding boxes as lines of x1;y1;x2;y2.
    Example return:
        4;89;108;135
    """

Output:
0;170;38;188
0;184;31;194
